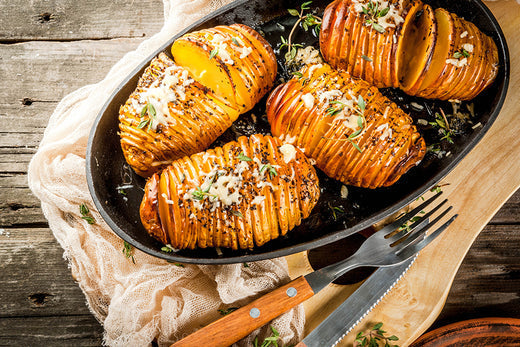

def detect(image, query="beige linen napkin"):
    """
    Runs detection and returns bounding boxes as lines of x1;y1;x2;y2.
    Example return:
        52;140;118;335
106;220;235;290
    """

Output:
27;0;304;345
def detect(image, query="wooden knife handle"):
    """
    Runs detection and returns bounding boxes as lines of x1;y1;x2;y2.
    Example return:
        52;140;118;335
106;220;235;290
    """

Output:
171;276;315;347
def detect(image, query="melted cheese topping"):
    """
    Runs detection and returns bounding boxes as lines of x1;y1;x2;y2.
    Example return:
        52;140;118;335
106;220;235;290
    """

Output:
138;65;194;130
462;43;474;53
302;93;315;109
279;144;297;163
446;57;468;68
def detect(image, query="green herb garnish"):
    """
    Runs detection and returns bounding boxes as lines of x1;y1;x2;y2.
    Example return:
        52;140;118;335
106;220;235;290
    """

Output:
122;241;135;264
218;307;239;316
231;37;241;47
237;153;252;161
361;54;373;62
354;322;399;347
209;48;219;59
79;203;95;224
281;2;322;63
254;326;281;347
454;48;470;59
260;164;278;179
361;0;390;33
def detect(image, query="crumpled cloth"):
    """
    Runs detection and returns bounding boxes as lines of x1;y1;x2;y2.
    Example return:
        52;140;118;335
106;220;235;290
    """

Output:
27;0;305;345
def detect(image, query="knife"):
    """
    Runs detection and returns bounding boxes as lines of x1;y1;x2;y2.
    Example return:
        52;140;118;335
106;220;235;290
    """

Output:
295;257;415;347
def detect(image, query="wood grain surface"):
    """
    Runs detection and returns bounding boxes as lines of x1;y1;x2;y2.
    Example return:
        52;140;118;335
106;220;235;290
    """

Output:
0;0;518;346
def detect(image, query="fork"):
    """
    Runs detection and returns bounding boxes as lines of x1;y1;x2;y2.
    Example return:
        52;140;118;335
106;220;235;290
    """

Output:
172;192;457;347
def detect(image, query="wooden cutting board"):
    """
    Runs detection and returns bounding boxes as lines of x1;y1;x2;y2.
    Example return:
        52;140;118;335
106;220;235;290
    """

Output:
286;1;520;345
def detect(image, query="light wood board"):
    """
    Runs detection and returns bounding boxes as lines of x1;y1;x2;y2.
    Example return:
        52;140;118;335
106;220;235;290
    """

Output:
287;1;520;345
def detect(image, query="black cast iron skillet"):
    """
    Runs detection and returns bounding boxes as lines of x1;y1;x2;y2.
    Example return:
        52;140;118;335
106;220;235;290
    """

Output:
86;0;509;264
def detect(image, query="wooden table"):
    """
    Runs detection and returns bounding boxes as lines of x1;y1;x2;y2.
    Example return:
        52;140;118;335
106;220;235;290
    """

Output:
0;0;518;345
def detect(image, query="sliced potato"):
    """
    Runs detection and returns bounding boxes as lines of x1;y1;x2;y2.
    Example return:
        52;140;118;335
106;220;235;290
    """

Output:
415;8;454;95
266;63;426;189
140;134;320;250
398;3;436;94
171;23;277;113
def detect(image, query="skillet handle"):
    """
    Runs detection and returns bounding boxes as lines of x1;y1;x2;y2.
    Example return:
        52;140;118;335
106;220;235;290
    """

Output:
171;276;315;347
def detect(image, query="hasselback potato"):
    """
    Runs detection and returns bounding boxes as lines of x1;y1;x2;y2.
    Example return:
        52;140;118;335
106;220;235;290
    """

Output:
171;23;277;114
140;134;320;250
119;53;239;177
266;63;426;189
320;0;499;100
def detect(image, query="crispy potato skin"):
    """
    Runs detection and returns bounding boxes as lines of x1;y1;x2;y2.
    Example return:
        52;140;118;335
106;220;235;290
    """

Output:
266;63;426;189
140;134;320;250
320;0;414;88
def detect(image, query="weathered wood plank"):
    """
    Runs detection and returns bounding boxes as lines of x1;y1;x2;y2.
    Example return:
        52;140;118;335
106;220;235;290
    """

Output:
0;228;93;317
490;189;520;224
0;0;163;42
0;315;103;346
431;224;520;329
0;38;146;107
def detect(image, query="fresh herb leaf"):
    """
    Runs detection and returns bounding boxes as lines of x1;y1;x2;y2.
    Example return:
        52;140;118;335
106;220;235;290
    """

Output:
260;164;278;179
209;48;219;59
137;119;150;129
243;262;249;268
122;241;135;264
378;6;390;17
79;203;96;224
237;152;252;161
231;37;241;47
287;8;300;16
218;307;239;316
361;54;373;62
354;322;399;347
173;263;185;267
118;189;127;196
231;210;244;218
161;244;176;253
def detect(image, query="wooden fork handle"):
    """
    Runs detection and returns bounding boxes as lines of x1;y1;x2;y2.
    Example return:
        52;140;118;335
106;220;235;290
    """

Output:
171;276;315;347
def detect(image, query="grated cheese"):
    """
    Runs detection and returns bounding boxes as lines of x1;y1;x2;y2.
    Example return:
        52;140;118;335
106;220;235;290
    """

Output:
138;64;195;130
302;93;315;109
279;144;297;164
251;196;266;205
460;31;468;38
462;43;474;53
446;58;467;68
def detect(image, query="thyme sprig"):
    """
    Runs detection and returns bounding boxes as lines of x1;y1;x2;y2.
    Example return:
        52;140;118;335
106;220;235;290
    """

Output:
218;307;239;316
192;173;219;201
260;164;278;179
361;0;389;33
429;110;454;144
138;102;157;131
453;48;470;59
253;326;284;347
280;1;322;62
122;241;136;264
354;322;399;347
79;203;96;224
323;95;367;153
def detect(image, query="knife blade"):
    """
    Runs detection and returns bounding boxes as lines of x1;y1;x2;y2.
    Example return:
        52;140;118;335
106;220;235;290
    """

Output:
297;257;415;347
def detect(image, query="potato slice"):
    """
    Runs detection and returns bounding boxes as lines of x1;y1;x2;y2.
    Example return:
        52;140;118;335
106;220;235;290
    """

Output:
398;3;436;94
140;134;320;250
415;8;453;95
171;24;277;113
266;63;426;189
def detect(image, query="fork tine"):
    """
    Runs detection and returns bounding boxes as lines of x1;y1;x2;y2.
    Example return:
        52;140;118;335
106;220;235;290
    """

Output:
381;191;443;237
396;214;458;259
387;199;449;243
394;205;453;251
